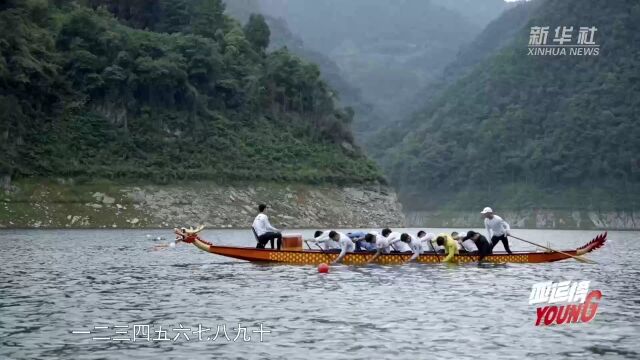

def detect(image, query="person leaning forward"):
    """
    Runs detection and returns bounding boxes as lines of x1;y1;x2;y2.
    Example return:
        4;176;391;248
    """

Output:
462;230;493;263
435;233;459;263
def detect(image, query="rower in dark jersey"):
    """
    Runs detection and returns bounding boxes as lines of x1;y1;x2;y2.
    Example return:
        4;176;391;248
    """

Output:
462;231;493;263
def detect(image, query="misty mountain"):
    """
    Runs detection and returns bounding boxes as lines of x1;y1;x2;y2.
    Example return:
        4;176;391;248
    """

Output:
255;0;507;137
377;0;640;210
387;0;542;134
224;0;383;136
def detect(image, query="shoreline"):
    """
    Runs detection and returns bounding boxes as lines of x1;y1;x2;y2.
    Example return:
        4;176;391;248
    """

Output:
0;226;634;231
1;180;406;230
3;180;638;230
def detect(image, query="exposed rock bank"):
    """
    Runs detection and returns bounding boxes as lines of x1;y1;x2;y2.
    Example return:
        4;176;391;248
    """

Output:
0;181;405;229
405;209;640;230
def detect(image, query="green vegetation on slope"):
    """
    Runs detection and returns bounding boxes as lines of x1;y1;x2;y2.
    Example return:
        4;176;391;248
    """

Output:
377;0;640;210
0;0;382;186
223;0;382;148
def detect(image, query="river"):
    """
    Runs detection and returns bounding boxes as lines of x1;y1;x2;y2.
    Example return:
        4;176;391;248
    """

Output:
1;229;639;359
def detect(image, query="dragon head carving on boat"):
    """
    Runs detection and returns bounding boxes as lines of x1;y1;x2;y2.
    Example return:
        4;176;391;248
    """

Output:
174;225;205;244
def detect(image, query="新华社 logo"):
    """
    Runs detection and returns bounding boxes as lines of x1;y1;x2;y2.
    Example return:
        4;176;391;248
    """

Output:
529;280;602;326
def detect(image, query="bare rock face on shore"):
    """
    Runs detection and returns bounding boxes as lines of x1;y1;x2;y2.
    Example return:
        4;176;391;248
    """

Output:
123;184;404;228
0;182;406;229
404;209;640;230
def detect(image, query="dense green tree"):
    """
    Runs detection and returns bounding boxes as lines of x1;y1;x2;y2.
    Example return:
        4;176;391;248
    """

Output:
243;14;270;52
0;0;68;178
0;0;382;185
190;0;226;38
156;0;190;33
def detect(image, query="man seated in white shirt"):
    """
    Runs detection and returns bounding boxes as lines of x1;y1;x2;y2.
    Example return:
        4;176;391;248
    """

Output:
358;232;379;252
309;230;340;251
382;228;411;253
417;230;440;253
367;231;391;263
252;204;282;250
400;233;423;262
328;231;355;264
452;231;478;253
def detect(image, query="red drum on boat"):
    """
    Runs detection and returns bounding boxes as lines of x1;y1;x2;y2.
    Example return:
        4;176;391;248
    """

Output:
282;234;303;251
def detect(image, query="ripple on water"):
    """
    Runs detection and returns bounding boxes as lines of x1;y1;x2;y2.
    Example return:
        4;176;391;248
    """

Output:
0;229;638;360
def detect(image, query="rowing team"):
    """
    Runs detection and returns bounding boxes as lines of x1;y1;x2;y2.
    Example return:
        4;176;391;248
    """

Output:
309;207;514;264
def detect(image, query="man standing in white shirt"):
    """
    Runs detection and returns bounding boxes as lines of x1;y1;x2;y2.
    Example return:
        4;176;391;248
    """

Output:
481;207;513;254
329;231;355;264
252;204;282;250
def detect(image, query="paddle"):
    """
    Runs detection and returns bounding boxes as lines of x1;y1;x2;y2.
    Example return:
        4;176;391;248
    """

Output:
428;239;441;263
309;240;334;262
508;234;597;264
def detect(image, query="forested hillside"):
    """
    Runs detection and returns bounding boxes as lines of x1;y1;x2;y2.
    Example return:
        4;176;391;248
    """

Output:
256;0;507;137
378;0;640;210
0;0;382;186
223;0;382;138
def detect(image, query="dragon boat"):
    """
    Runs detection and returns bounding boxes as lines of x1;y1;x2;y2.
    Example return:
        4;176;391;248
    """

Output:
175;227;607;265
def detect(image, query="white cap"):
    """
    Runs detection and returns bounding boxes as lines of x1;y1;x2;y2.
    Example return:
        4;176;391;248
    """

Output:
480;207;493;214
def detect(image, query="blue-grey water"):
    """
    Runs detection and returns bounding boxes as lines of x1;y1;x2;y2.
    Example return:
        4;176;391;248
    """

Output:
1;228;639;360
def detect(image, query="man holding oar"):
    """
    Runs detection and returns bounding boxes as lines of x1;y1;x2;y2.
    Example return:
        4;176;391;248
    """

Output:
382;228;411;252
417;231;439;253
400;233;423;262
309;230;340;250
480;208;597;264
366;231;392;263
481;207;513;254
435;233;459;263
329;231;355;264
461;231;493;263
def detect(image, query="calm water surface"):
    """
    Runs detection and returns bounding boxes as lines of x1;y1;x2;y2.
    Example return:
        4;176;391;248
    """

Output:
1;228;639;359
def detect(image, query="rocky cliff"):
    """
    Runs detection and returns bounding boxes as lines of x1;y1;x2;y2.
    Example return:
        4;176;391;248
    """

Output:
405;209;640;230
0;181;405;229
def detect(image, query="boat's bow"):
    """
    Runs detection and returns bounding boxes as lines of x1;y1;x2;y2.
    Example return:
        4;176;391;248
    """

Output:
576;232;607;256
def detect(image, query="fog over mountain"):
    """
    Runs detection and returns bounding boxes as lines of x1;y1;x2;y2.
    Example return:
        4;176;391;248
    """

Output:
253;0;508;137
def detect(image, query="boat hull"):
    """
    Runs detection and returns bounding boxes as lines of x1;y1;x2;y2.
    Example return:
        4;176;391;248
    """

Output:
190;232;606;265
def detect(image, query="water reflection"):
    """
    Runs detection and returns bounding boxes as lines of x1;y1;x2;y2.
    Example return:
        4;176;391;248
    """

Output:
0;229;638;359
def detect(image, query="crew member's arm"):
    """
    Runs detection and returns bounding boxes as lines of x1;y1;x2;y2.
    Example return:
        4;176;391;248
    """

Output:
501;218;511;236
407;244;421;262
387;236;401;251
442;242;457;263
485;220;492;240
310;233;329;243
368;248;382;263
332;244;348;264
388;236;401;246
264;216;279;232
